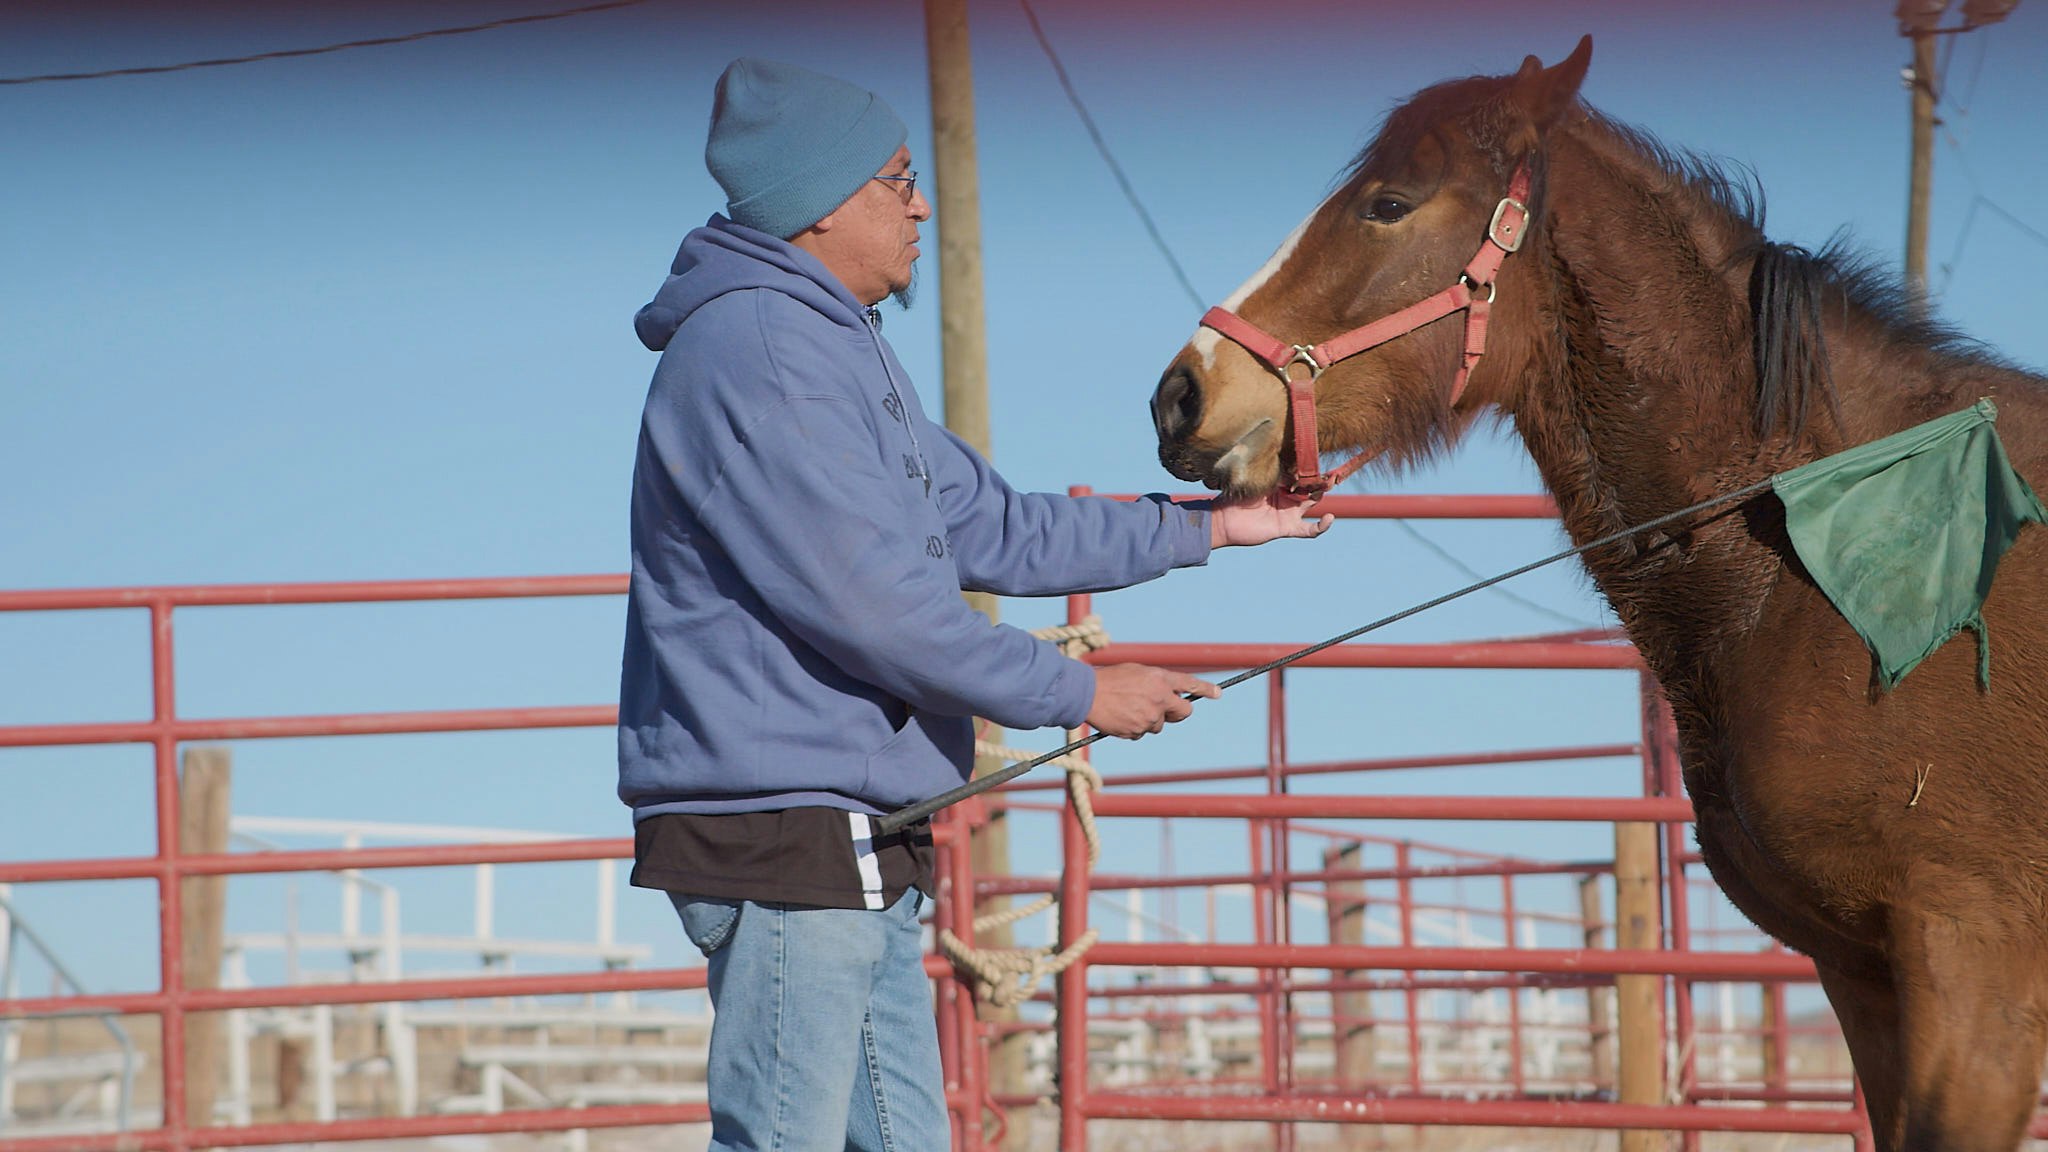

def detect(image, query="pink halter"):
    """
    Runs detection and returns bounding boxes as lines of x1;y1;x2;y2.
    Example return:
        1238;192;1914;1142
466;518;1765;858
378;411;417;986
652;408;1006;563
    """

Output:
1200;163;1534;496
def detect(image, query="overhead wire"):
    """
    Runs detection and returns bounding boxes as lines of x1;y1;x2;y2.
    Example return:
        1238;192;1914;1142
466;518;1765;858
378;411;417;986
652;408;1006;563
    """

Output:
1949;29;1991;120
1388;520;1599;629
1933;23;1959;105
0;0;652;86
1937;178;2048;299
1930;28;2048;298
1016;0;1206;310
1016;0;1603;630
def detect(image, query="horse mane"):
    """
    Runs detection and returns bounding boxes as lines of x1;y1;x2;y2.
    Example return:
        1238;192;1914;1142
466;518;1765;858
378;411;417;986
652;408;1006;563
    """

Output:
1342;82;2000;446
1747;242;1835;442
1586;112;2002;443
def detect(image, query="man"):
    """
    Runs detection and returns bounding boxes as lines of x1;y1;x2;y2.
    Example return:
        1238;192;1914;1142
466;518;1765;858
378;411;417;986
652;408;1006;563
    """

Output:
619;57;1331;1152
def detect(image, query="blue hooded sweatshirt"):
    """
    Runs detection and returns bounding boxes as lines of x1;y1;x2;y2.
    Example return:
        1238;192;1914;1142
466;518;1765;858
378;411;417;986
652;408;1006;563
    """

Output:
619;216;1212;820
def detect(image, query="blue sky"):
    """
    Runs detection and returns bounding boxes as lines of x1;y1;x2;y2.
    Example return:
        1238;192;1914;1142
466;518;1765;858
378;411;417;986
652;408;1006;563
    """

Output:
3;0;2045;1001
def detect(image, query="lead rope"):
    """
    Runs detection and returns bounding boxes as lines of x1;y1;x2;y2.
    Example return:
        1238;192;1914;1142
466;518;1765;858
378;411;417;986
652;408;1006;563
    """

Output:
938;616;1108;1008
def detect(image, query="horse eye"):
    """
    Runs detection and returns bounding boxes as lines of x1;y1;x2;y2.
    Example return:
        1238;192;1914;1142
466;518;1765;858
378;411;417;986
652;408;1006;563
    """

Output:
1363;196;1413;223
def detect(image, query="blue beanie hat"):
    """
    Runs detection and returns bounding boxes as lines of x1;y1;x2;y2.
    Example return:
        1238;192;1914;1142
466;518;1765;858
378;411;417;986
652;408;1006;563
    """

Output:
706;58;909;240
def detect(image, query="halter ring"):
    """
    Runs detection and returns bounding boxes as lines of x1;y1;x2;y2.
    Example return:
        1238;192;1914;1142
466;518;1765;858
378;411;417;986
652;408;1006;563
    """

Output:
1459;273;1500;304
1280;345;1324;384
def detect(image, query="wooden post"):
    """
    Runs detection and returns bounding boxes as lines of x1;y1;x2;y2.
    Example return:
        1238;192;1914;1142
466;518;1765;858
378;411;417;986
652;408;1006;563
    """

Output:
1579;874;1614;1091
1904;28;1938;310
277;1037;305;1117
1614;821;1665;1152
1758;977;1780;1089
1760;973;1788;1095
179;746;232;1131
925;0;990;459
924;0;1027;1143
1326;844;1377;1151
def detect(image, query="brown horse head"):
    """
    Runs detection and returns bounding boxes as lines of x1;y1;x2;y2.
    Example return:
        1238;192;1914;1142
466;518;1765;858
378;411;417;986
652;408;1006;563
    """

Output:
1152;37;1592;497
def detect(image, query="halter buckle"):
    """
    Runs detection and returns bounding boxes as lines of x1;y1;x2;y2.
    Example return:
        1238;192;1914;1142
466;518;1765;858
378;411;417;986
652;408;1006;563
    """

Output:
1488;194;1529;253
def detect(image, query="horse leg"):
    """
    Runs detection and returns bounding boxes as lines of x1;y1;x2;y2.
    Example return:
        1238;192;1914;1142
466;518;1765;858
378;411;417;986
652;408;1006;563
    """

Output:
1812;960;1907;1151
1692;807;1917;1145
1889;909;2048;1152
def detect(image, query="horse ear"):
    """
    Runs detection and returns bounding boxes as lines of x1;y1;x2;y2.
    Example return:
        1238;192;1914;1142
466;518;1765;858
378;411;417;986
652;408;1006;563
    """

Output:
1511;35;1592;131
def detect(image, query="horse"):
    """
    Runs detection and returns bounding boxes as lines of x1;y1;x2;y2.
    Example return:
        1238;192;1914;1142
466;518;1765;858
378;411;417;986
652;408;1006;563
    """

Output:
1150;36;2048;1152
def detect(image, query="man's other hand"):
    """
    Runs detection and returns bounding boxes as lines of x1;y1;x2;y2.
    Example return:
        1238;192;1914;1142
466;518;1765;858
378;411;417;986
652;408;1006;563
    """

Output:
1086;664;1220;739
1209;491;1336;548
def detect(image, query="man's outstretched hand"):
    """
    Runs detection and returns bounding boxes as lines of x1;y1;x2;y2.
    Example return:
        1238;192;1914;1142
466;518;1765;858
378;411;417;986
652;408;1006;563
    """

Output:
1209;491;1336;548
1087;663;1220;739
1078;495;1326;740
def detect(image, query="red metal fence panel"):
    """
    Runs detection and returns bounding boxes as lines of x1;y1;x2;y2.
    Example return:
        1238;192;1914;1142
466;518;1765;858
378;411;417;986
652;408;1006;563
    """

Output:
9;495;1980;1150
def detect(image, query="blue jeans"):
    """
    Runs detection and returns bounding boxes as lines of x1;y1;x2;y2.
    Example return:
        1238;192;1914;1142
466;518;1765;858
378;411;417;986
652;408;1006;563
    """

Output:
670;888;949;1152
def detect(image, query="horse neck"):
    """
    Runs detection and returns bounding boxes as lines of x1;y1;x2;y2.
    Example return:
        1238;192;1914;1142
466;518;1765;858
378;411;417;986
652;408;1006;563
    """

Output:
1506;126;1792;672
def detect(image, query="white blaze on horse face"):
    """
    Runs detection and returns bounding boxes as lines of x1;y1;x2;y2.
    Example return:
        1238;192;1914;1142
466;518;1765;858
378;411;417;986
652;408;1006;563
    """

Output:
1191;194;1331;370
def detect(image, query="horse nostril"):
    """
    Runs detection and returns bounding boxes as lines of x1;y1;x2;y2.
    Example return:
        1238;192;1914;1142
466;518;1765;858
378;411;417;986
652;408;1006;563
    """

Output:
1152;367;1202;441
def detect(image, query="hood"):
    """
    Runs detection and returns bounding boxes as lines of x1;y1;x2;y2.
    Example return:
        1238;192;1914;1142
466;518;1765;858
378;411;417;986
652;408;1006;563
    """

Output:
634;215;865;352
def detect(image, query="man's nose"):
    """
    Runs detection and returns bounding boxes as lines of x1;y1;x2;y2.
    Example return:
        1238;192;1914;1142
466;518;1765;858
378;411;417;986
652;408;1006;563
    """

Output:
910;189;932;221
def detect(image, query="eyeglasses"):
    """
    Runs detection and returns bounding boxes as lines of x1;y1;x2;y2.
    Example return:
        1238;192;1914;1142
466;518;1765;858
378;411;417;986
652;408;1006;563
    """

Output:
872;169;918;199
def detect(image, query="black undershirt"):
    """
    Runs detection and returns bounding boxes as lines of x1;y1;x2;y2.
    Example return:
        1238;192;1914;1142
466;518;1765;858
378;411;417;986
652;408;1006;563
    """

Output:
630;808;935;909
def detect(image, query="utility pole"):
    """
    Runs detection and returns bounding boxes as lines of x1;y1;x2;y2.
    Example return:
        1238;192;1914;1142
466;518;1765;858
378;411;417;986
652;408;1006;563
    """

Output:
1904;26;1938;309
926;0;991;469
924;0;1030;1143
1897;0;2022;310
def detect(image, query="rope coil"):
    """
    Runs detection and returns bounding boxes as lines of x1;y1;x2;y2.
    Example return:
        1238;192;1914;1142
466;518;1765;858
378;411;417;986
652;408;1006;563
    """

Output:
938;616;1107;1008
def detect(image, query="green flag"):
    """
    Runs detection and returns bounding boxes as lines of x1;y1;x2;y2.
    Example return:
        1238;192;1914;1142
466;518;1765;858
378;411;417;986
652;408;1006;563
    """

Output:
1772;398;2046;690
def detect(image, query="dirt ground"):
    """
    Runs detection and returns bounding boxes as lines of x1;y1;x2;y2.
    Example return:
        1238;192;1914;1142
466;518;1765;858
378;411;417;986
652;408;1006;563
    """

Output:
322;1121;2024;1152
12;1011;2048;1152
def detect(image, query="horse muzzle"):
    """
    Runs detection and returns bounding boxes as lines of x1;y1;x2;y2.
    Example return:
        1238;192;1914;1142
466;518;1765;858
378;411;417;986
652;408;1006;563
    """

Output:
1153;356;1290;493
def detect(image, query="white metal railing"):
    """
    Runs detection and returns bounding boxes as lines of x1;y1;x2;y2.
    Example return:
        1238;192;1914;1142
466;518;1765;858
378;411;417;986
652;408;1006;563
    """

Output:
0;884;141;1136
216;816;695;1135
